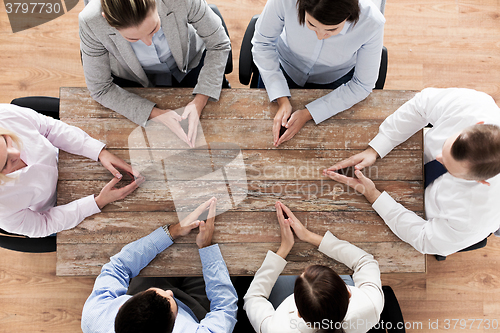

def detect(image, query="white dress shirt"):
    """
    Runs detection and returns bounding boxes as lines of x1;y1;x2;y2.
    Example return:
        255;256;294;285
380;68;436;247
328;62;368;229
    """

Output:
0;104;105;237
369;88;500;256
130;27;186;86
244;231;384;333
252;0;385;124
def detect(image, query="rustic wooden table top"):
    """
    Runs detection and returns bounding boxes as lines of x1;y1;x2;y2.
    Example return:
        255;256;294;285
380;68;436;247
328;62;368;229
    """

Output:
56;87;425;276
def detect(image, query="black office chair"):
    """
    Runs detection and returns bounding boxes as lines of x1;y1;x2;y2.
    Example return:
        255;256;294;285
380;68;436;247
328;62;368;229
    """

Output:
368;286;406;333
10;96;59;119
434;236;489;261
0;96;60;253
239;17;388;89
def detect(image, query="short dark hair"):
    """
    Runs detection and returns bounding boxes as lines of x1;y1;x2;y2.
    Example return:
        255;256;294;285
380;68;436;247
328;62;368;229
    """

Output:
294;265;349;333
115;289;175;333
451;124;500;180
296;0;360;26
101;0;156;29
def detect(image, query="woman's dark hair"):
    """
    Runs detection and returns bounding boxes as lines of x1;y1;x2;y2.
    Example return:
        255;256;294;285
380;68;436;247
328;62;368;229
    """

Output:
450;124;500;180
297;0;360;26
115;289;175;333
294;265;349;333
101;0;156;29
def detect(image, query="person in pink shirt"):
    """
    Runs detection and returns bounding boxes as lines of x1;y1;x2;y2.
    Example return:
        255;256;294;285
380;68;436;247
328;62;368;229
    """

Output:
0;104;143;237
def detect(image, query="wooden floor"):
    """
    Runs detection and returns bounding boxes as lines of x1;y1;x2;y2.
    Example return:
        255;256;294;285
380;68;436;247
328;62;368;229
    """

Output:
0;0;499;332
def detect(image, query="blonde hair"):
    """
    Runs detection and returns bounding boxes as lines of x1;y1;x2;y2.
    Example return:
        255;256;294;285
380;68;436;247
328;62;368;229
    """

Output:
0;128;23;183
101;0;156;29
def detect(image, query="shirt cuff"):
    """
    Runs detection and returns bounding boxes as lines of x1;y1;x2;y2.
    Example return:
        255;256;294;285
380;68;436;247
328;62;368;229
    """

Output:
306;98;333;124
199;244;223;266
138;102;157;128
84;139;107;161
267;250;287;269
372;191;399;225
368;133;394;159
318;230;338;252
265;78;291;103
83;195;102;217
149;227;174;252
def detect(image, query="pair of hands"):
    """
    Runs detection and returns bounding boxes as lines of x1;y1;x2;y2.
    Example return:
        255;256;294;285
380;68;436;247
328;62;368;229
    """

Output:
275;201;323;259
95;149;144;210
322;147;382;204
272;97;312;147
168;197;217;249
150;94;209;148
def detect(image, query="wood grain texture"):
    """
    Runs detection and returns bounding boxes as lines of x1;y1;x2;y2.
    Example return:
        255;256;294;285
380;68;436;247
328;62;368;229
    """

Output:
56;211;404;244
56;241;424;276
60;87;418;120
56;179;423;212
58;149;423;181
59;117;423;150
56;87;424;276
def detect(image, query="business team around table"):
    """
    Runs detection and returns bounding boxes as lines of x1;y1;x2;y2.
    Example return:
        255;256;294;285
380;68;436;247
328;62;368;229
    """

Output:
1;0;500;332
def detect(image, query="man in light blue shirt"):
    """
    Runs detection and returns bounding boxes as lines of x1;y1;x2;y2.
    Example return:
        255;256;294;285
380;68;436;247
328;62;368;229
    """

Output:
81;198;238;333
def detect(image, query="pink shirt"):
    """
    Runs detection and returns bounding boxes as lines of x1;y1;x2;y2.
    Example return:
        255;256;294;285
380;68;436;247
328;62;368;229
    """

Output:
0;104;105;237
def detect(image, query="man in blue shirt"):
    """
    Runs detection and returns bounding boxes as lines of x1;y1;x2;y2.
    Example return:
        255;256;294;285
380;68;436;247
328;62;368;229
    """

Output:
81;197;238;333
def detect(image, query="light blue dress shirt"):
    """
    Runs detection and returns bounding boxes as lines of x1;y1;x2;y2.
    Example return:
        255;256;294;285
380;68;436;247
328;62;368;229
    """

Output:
252;0;385;124
130;28;186;86
81;227;238;333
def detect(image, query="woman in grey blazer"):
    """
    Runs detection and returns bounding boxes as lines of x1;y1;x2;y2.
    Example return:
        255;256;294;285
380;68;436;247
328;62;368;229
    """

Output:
79;0;231;147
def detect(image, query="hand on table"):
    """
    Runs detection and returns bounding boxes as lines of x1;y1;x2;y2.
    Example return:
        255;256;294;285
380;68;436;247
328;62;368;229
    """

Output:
324;147;379;173
98;149;143;180
275;201;295;259
196;197;217;249
150;108;192;147
149;95;208;148
272;97;292;146
94;175;145;209
276;201;323;248
181;95;208;148
275;108;313;147
323;168;382;204
169;197;217;241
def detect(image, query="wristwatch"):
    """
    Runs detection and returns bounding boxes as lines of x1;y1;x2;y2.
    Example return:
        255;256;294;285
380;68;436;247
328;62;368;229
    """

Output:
162;224;174;241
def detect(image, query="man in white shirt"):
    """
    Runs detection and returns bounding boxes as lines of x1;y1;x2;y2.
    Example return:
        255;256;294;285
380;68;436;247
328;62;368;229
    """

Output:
323;88;500;256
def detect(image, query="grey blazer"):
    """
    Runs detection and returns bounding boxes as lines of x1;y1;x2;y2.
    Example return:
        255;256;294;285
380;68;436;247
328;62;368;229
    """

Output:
79;0;231;126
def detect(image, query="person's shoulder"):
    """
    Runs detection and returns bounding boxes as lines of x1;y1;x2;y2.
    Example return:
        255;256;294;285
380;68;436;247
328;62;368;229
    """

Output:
358;0;386;27
79;0;104;25
156;0;189;12
0;104;38;126
426;88;498;112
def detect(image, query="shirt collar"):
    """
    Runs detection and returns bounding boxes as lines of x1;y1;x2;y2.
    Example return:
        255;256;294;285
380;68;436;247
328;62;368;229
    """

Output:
338;20;352;35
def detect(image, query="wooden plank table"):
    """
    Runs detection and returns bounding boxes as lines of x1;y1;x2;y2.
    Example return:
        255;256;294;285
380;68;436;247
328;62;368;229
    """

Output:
56;87;425;276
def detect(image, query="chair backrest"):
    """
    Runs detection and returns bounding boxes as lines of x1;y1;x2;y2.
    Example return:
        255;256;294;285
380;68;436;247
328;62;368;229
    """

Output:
11;96;60;119
368;286;405;333
238;15;260;87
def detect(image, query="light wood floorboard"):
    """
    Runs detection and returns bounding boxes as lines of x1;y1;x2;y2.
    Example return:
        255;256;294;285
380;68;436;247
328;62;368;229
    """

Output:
1;0;500;332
